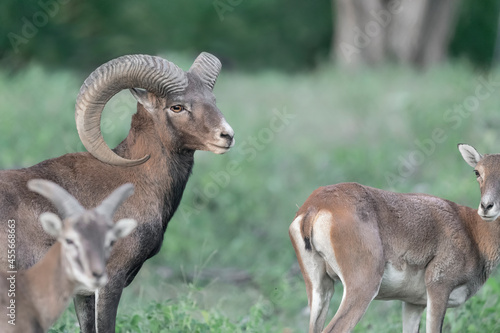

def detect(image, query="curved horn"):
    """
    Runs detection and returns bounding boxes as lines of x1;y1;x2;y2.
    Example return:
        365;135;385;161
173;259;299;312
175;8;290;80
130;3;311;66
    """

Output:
27;179;85;219
188;52;221;91
95;183;135;220
76;55;188;167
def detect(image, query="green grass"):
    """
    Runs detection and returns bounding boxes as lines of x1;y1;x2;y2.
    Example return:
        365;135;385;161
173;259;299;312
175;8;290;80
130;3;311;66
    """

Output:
2;56;500;332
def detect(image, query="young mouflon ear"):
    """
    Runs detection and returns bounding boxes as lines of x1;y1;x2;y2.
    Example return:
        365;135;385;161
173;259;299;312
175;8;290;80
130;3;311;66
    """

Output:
95;183;134;220
113;218;137;239
130;88;157;114
458;144;483;168
39;212;63;238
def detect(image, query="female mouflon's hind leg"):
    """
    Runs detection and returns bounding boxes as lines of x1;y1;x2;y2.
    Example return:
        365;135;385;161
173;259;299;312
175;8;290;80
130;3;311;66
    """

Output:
321;216;385;332
289;215;335;333
322;261;383;333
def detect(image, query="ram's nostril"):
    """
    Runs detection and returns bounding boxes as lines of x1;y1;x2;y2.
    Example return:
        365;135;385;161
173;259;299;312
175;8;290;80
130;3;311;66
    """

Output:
219;122;235;141
220;132;232;139
220;129;234;142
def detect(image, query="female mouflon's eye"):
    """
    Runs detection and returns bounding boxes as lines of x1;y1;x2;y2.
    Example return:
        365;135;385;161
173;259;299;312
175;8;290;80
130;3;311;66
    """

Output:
170;105;184;113
66;238;74;245
474;170;480;178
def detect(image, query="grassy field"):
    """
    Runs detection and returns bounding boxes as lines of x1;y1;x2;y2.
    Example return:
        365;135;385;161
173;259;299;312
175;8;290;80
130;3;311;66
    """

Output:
2;55;500;332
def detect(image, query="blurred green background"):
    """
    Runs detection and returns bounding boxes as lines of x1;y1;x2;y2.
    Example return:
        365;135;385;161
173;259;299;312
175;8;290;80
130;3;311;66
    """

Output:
2;0;500;332
1;0;500;71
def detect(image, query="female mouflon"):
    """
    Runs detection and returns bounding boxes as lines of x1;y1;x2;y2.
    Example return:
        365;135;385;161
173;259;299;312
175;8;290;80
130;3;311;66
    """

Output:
290;144;500;333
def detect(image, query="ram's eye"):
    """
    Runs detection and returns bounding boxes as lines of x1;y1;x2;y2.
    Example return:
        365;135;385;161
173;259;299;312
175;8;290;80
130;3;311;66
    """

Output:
474;170;480;178
109;240;116;247
65;238;74;245
170;105;184;113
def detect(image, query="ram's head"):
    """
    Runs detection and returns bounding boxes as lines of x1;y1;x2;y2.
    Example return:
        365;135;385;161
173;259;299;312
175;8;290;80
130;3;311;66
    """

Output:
75;52;235;167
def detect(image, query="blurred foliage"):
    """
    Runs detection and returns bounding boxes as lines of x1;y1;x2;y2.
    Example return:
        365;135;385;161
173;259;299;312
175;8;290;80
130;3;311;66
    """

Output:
49;291;277;332
1;0;500;72
0;0;332;72
449;0;500;66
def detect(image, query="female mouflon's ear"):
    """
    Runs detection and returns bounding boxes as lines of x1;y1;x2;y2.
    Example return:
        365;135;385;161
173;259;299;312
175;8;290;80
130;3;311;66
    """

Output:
458;144;483;168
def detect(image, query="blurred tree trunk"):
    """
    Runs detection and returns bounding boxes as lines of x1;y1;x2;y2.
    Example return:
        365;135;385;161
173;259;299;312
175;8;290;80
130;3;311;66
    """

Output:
333;0;459;68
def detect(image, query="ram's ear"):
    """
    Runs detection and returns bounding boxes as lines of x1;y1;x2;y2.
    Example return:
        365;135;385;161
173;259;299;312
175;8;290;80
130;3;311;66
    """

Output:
130;88;157;114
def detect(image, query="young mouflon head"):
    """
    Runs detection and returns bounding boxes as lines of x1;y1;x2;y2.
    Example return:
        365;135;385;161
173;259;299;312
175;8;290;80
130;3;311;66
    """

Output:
459;144;500;221
27;179;138;290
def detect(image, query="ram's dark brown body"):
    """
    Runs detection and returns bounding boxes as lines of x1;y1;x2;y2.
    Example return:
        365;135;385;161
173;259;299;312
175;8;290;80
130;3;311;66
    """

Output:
0;105;192;274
